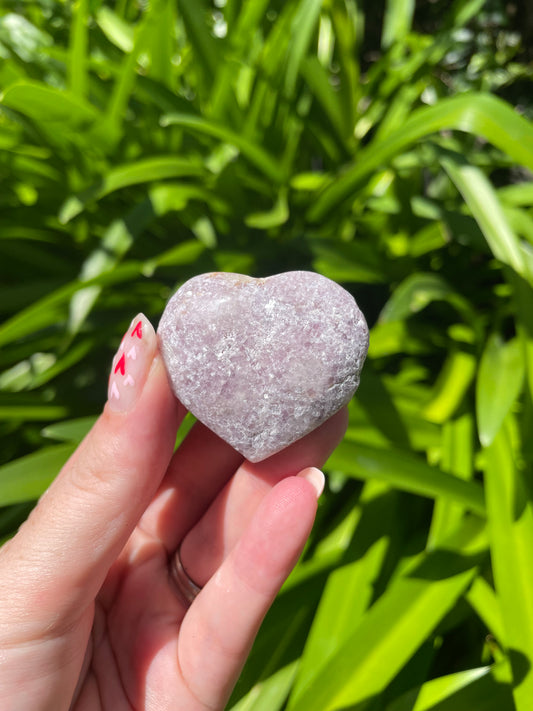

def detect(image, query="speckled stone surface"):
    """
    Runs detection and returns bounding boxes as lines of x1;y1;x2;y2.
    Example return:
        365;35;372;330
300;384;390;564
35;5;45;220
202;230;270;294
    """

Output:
157;271;369;462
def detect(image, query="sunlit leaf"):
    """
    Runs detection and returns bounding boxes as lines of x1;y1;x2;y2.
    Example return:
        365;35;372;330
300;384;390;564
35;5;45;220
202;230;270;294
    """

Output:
484;420;533;710
287;520;483;711
0;444;76;505
160;114;284;182
59;156;205;223
68;0;89;98
379;273;476;326
1;81;96;123
443;157;530;282
424;351;476;424
328;441;486;516
386;665;514;711
382;0;415;48
41;416;97;444
309;94;533;221
96;6;134;52
476;333;525;447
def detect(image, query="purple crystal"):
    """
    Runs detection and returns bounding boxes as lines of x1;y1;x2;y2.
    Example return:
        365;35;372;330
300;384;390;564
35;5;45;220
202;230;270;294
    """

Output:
157;271;368;462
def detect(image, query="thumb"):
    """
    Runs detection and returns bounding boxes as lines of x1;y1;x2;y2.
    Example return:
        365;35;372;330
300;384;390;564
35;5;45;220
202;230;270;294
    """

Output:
0;314;184;635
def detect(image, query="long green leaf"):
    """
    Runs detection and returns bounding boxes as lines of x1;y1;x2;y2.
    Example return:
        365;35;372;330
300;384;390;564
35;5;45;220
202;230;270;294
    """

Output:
386;665;514;711
476;334;525;447
59;156;205;223
104;4;157;134
228;662;298;711
284;0;323;97
96;6;134;52
382;0;415;48
287;522;482;711
308;93;533;221
443;156;530;281
328;441;486;516
0;262;143;348
147;0;174;86
294;481;393;697
41;416;96;444
177;0;222;81
0;444;76;506
1;81;101;135
0;405;69;421
160;113;284;183
424;351;477;424
484;420;533;710
466;576;505;643
379;272;477;326
68;0;89;98
428;414;474;548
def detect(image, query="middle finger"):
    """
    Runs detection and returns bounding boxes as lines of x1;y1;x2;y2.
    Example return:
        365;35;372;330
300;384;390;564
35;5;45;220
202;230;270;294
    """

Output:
177;408;348;586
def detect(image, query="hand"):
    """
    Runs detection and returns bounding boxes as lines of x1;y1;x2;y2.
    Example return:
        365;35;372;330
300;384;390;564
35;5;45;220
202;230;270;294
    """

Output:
0;314;347;711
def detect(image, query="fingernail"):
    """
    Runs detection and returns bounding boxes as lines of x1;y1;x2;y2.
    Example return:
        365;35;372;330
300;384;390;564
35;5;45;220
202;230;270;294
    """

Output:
298;467;325;498
107;314;157;413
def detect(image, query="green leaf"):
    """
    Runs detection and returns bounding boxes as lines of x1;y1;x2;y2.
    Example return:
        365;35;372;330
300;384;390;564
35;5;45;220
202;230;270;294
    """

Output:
311;241;387;284
379;273;476;325
0;262;143;349
95;6;134;52
498;182;533;208
143;239;206;274
177;0;222;81
0;444;76;505
451;0;488;27
355;367;412;447
300;57;349;145
59;156;205;223
284;0;323;97
367;321;431;358
294;482;393;698
229;599;314;711
228;661;298;711
245;191;289;229
103;2;163;135
382;0;415;49
41;416;97;444
466;576;505;643
424;351;477;424
68;0;89;98
0;404;69;421
387;665;514;711
67;196;158;332
328;441;486;516
428;414;475;548
510;273;533;404
484;421;533;710
442;157;530;282
1;81;101;134
160;114;284;183
308;93;533;221
287;521;482;711
476;334;525;447
146;0;174;86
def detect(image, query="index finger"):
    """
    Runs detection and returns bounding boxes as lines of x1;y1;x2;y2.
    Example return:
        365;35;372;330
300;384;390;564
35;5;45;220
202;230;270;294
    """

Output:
0;315;184;638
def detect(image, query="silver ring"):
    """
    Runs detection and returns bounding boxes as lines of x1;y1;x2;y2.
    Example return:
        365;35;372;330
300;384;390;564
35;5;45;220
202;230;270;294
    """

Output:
169;545;202;605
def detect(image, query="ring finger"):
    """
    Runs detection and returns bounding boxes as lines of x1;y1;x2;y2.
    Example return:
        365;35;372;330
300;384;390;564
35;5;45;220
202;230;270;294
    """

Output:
168;407;348;590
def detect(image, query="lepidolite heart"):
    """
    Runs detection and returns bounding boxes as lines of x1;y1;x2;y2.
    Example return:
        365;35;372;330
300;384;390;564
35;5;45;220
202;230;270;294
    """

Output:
157;271;368;462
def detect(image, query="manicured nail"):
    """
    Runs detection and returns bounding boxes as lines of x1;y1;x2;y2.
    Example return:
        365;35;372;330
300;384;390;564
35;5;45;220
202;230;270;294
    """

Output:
298;467;325;498
107;314;157;413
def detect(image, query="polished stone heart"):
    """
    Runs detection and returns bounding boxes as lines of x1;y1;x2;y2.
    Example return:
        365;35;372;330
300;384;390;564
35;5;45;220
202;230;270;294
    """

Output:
157;271;368;462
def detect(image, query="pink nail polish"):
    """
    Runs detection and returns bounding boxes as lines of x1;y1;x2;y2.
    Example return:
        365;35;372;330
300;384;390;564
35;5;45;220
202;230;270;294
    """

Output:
107;314;157;412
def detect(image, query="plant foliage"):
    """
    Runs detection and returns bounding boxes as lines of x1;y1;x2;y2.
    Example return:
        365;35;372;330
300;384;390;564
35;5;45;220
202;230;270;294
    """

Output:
1;0;533;708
